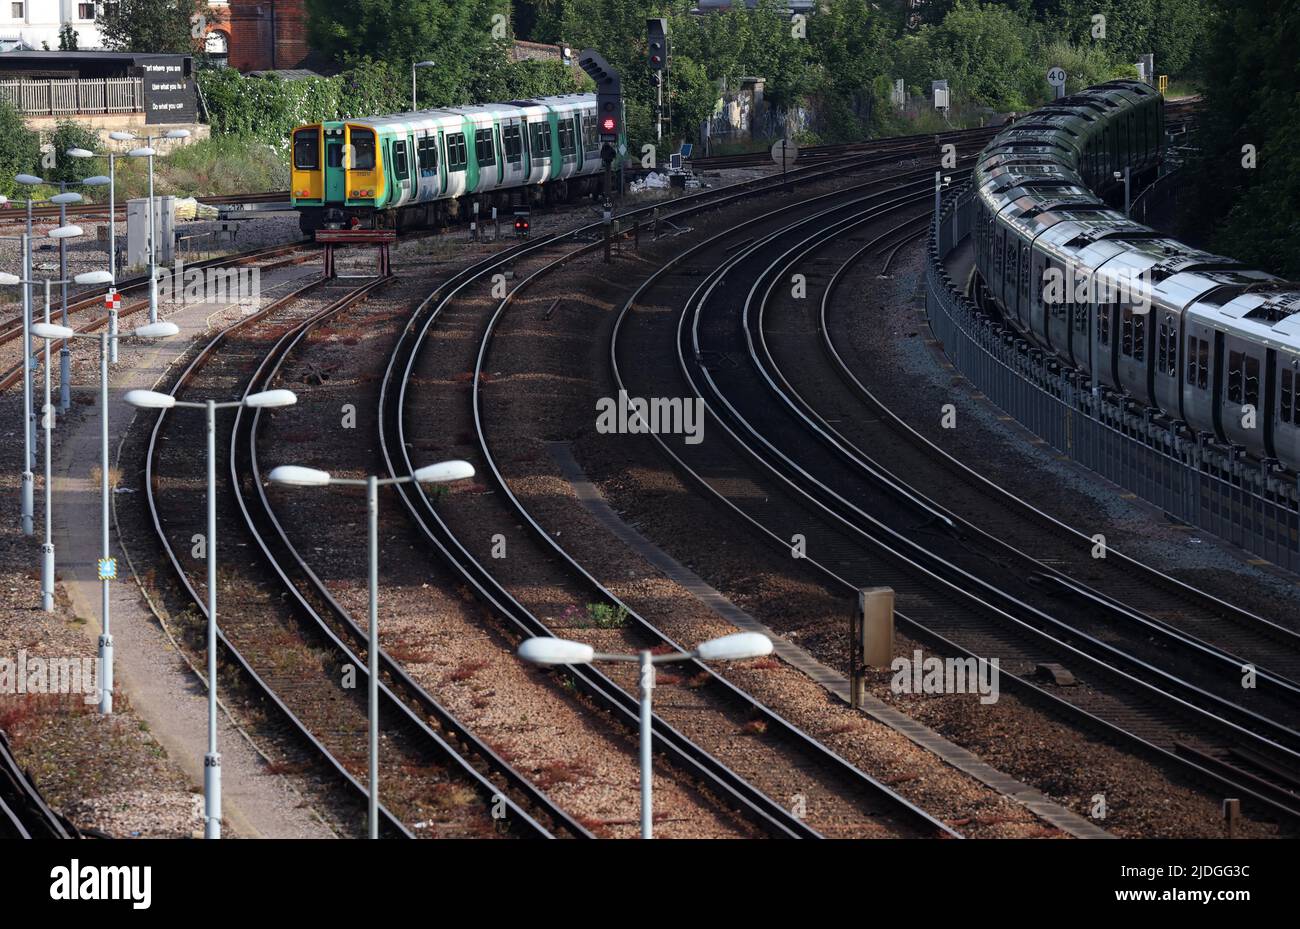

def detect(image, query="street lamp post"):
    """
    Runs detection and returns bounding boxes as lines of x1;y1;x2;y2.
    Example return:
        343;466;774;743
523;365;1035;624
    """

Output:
517;630;774;838
125;387;298;838
128;129;191;324
269;459;475;838
13;174;43;467
0;232;34;534
31;319;179;712
1;252;114;589
411;60;436;111
68;144;120;361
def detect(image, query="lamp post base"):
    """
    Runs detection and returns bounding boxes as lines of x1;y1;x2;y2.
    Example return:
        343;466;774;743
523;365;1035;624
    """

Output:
59;346;71;412
40;542;54;611
20;471;33;536
97;634;113;714
204;753;221;839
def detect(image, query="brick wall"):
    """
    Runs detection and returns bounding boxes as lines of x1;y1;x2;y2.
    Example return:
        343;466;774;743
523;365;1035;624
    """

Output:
227;0;309;72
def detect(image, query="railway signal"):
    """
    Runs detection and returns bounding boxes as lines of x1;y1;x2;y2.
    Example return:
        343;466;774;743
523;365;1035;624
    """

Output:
647;18;669;143
579;49;624;201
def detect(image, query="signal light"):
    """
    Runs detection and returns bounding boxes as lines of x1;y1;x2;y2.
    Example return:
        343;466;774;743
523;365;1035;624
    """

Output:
601;116;617;133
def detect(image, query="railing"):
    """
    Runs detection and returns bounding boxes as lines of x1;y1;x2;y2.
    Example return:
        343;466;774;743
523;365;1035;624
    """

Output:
927;183;1300;572
0;77;143;115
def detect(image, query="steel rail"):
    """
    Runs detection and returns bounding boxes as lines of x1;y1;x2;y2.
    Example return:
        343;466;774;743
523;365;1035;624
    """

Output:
240;259;594;839
694;201;1300;817
609;188;1300;826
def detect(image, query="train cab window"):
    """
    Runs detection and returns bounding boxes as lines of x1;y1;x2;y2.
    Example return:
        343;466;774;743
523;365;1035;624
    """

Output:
293;130;319;170
416;136;437;174
392;140;409;181
474;128;496;167
326;142;344;168
1227;350;1244;404
529;121;551;161
1282;368;1295;424
503;124;523;163
350;130;376;170
446;133;468;172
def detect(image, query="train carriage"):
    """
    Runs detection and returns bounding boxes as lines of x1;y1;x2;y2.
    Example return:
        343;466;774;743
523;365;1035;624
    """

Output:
290;92;623;234
972;79;1300;471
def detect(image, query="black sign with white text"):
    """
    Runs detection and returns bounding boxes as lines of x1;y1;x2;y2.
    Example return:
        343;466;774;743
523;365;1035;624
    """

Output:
141;57;196;125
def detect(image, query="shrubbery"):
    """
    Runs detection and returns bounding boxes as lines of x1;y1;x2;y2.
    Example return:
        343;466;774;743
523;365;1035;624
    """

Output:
0;99;41;198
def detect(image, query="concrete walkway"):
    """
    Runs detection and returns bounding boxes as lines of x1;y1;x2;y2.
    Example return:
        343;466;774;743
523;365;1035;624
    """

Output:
50;281;334;838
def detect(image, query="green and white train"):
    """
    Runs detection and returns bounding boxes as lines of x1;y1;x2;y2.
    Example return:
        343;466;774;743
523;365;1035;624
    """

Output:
290;93;623;233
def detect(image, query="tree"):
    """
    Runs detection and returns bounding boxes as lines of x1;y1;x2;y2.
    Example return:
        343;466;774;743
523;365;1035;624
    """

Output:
926;1;1040;108
96;0;205;54
305;0;510;105
58;23;79;51
1187;0;1300;277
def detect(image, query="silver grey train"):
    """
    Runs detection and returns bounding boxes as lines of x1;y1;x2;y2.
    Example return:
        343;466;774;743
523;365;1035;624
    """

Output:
972;79;1300;471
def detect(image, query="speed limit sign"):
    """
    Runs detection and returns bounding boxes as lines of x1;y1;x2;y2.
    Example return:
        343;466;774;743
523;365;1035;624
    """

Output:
1047;67;1067;88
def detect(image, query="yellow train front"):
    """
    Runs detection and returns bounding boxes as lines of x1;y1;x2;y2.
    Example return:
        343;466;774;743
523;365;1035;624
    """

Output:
290;95;620;235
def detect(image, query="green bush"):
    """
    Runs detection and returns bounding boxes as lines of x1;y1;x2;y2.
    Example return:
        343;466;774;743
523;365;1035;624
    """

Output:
0;99;41;198
45;120;104;187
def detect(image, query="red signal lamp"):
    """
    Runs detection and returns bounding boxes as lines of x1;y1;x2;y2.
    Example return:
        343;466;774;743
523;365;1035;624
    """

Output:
601;116;617;133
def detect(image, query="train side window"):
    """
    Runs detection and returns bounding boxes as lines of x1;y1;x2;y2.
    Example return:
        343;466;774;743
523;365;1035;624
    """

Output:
1020;245;1030;298
1097;302;1110;346
1244;354;1260;410
1283;368;1295;424
1158;317;1176;376
474;128;496;167
446;133;468;172
1197;339;1209;389
1121;308;1134;356
392;140;409;181
529;121;550;161
1133;311;1145;362
1227;350;1244;404
503;124;523;163
416;136;437;174
326;143;343;168
582;113;598;154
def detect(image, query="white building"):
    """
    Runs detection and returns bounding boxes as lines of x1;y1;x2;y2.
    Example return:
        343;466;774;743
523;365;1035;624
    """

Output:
1;0;105;51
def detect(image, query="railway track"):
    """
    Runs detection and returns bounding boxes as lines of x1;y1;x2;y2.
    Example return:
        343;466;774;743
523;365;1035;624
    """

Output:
0;730;79;839
142;273;558;838
688;126;998;170
0;240;315;393
0;191;291;224
373;148;992;838
610;168;1300;826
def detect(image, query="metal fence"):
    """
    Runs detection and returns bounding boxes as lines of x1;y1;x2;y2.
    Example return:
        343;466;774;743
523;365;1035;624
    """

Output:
0;77;143;115
927;184;1300;573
